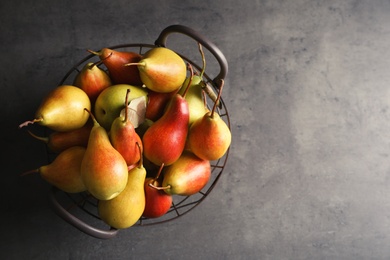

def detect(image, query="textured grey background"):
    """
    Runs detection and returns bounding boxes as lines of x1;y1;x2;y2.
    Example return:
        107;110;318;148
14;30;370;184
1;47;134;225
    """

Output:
2;0;390;259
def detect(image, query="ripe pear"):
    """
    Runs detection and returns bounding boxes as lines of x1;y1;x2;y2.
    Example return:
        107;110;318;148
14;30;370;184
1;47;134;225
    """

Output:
26;120;92;153
94;84;148;131
158;151;211;196
145;89;177;121
110;89;143;167
19;85;91;132
126;47;186;93
22;146;87;193
187;80;231;161
88;48;143;86
143;177;172;218
179;75;207;125
81;109;128;201
73;61;112;104
98;143;146;229
142;83;190;166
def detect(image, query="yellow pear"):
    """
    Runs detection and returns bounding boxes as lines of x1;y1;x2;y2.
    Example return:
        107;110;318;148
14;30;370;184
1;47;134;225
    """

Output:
98;143;146;229
126;47;186;93
22;146;87;193
19;85;91;132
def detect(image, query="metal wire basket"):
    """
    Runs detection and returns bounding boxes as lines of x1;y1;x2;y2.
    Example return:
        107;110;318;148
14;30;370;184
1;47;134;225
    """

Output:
48;25;230;239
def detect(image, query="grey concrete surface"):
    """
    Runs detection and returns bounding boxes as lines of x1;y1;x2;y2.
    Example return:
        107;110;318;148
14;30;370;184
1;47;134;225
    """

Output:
2;0;390;259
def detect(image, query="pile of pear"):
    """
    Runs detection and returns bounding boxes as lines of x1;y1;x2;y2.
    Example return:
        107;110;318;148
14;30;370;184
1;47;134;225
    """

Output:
19;44;231;230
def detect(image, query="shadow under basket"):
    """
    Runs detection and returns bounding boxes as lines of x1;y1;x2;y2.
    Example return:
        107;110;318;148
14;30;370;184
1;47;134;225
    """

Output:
48;25;230;239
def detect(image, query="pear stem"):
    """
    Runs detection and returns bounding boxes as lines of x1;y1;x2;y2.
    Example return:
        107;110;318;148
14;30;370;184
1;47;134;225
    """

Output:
124;62;144;67
84;108;98;126
198;43;206;78
136;142;143;169
181;63;194;98
27;130;49;144
20;169;39;177
19;118;43;129
210;79;224;119
148;182;171;191
154;163;165;181
124;89;131;122
86;49;100;56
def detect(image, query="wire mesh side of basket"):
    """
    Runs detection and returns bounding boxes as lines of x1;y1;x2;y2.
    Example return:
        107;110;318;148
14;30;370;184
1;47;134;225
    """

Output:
49;43;230;233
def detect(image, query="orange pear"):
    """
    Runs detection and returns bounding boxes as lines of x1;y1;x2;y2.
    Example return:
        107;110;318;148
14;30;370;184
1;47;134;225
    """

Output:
109;89;142;167
81;108;128;200
26;120;92;153
73;61;112;104
187;80;231;161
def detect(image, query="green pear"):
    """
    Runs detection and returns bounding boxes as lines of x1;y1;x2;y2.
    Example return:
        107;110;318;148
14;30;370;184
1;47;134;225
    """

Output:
22;146;87;193
19;85;91;132
98;143;146;229
179;75;207;125
126;47;186;93
94;84;148;131
81;109;128;201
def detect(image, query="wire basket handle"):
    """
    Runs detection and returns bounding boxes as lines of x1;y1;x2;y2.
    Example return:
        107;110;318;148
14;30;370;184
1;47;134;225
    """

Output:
155;24;228;88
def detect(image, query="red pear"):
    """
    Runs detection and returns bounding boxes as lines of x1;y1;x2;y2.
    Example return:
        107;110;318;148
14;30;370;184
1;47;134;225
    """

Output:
142;83;190;166
145;89;177;121
142;164;172;218
88;48;143;86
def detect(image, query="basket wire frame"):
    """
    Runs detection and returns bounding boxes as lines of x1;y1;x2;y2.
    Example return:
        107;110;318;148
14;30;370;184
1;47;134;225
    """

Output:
48;40;230;239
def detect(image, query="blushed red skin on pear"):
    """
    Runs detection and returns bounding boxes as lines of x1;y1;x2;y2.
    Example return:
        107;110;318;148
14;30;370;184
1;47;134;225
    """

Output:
97;48;143;86
162;151;211;196
73;62;112;104
81;110;128;201
142;177;172;218
142;94;189;166
29;120;93;153
145;89;177;122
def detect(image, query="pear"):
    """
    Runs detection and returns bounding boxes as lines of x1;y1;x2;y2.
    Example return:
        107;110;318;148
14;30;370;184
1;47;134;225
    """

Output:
98;143;146;229
81;108;128;201
110;89;143;167
26;120;92;153
152;151;211;196
142;76;191;166
88;48;143;86
143;164;172;218
73;61;112;104
94;84;148;131
145;89;177;121
126;47;186;93
187;80;231;161
22;146;87;193
19;85;91;132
